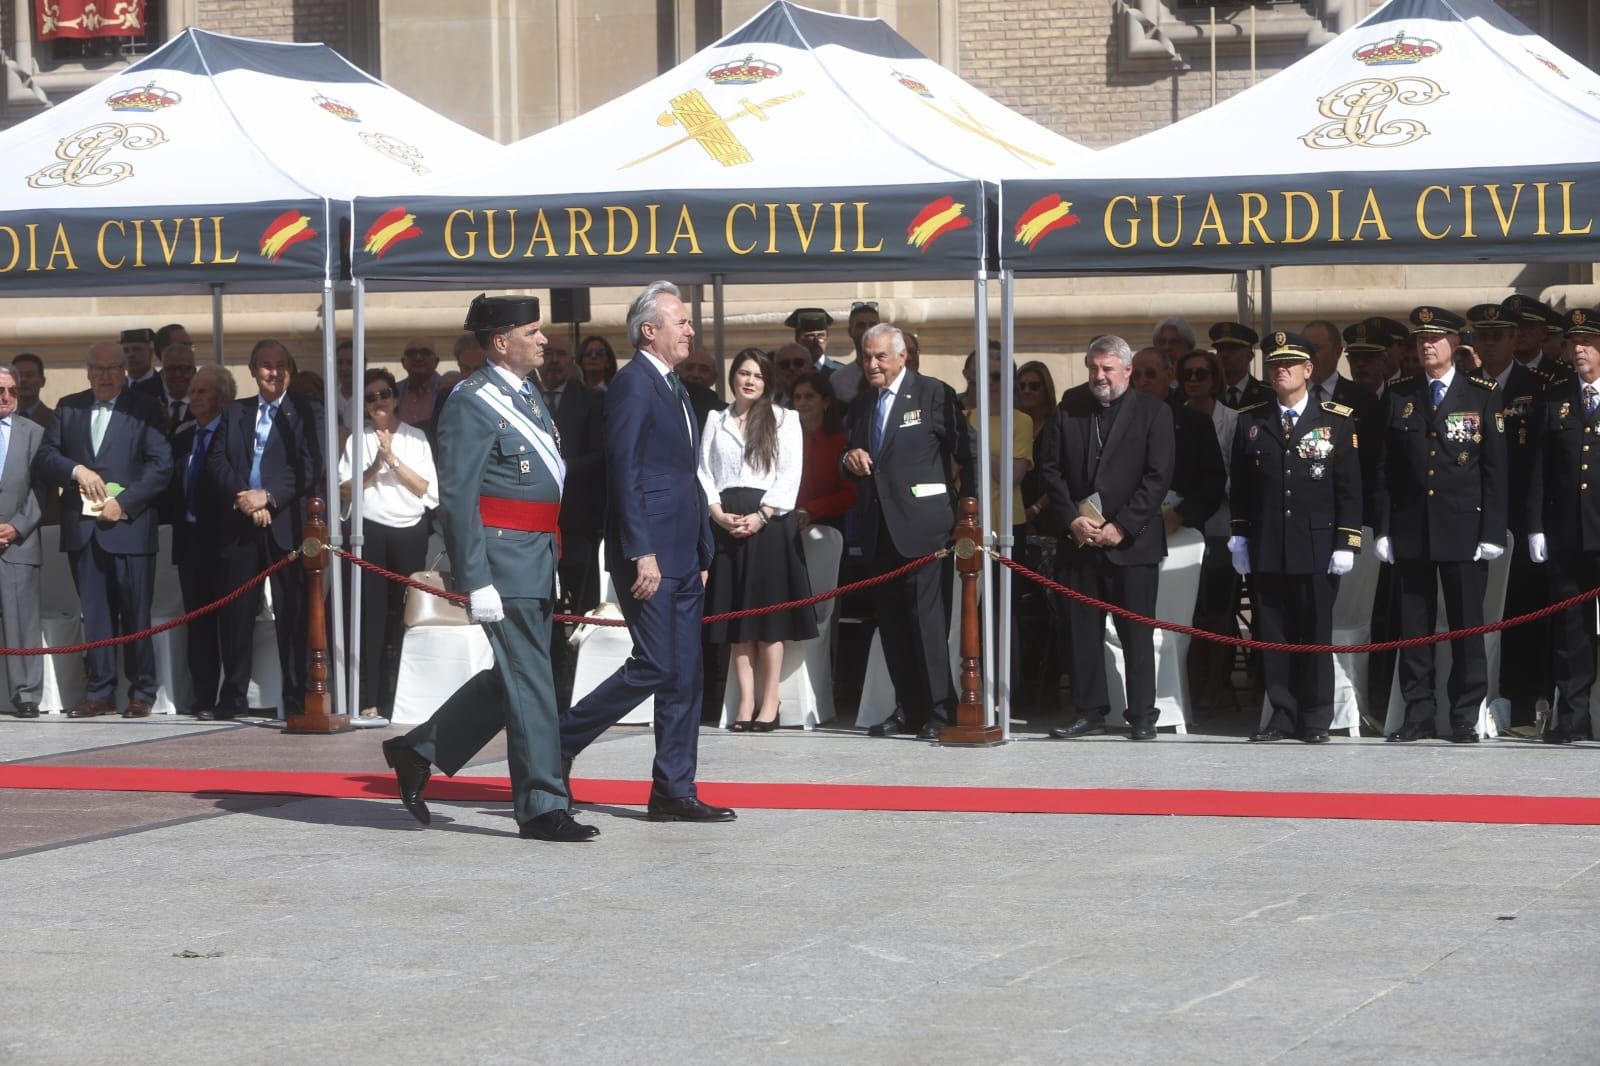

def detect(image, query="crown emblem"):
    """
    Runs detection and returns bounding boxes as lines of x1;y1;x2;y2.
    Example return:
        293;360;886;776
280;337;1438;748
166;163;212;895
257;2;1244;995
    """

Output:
706;54;781;85
106;82;181;113
893;69;933;98
1353;30;1441;66
313;93;361;122
1419;308;1435;323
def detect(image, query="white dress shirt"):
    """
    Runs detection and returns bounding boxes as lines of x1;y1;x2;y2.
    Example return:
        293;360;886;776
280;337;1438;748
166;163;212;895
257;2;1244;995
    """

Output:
338;421;440;527
697;405;802;513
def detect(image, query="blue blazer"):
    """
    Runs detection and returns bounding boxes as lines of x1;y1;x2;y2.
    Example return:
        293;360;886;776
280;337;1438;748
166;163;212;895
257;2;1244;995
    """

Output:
602;354;713;579
36;389;172;555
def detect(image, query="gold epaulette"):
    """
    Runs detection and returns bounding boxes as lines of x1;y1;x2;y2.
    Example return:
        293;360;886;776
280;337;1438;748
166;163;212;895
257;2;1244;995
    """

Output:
1467;375;1499;391
1391;375;1417;388
1321;401;1354;417
1237;400;1270;414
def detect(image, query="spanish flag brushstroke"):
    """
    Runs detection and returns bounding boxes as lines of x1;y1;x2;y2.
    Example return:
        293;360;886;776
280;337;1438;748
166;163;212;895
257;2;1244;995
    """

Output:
1014;194;1079;250
363;206;421;260
906;195;971;251
258;210;317;262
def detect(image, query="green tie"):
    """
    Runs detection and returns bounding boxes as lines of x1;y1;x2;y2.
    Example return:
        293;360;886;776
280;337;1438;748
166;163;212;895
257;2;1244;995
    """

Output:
90;402;111;454
666;371;686;406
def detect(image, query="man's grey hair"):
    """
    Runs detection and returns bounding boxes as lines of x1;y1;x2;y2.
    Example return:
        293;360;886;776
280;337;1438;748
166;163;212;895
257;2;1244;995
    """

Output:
0;365;15;386
627;280;682;348
861;322;906;357
1153;316;1195;348
191;364;236;401
1087;335;1134;368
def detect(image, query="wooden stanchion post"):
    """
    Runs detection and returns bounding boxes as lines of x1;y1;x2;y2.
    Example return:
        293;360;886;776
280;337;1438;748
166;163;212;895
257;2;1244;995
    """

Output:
284;497;351;734
938;496;1003;746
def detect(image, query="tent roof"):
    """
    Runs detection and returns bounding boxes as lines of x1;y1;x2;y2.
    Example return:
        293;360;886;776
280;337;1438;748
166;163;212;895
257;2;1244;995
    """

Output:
354;1;1092;285
1002;0;1600;272
0;28;499;295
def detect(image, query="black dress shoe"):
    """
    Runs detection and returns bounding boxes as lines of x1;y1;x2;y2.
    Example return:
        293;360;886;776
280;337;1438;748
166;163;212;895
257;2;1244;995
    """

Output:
1447;729;1481;744
382;739;432;826
1250;728;1288;742
1048;718;1107;739
1129;723;1158;741
1298;731;1331;744
196;707;239;722
14;702;39;719
866;712;910;737
917;721;944;741
1386;722;1436;743
1544;731;1578;745
646;795;737;822
519;809;599;842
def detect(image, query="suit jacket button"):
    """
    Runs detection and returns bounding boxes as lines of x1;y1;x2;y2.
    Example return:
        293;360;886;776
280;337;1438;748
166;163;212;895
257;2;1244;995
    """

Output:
1428;489;1435;496
1285;509;1292;516
1428;450;1436;457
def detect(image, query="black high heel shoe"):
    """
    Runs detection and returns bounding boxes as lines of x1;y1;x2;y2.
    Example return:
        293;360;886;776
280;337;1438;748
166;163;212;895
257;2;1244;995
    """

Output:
728;717;753;733
751;709;780;732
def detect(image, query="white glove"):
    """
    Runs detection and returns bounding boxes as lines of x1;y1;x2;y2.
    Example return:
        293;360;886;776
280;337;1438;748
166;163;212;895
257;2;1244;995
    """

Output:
469;585;505;624
1375;536;1393;564
1227;535;1251;576
1328;550;1355;576
1472;541;1505;562
1528;533;1548;564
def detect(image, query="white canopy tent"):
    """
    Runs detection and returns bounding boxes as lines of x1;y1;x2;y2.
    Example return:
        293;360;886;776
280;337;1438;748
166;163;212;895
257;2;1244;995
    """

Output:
350;1;1096;736
0;28;504;724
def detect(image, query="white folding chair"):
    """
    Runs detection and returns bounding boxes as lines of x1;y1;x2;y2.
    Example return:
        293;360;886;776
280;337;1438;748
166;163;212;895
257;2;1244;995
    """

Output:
1105;525;1204;732
36;524;86;713
719;525;844;730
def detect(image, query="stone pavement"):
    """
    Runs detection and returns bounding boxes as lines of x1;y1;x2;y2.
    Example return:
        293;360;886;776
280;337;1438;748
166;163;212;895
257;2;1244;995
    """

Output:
3;714;1600;1064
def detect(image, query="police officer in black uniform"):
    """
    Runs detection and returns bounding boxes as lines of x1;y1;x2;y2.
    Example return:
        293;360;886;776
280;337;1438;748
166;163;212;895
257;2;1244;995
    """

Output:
1374;307;1508;743
1213;322;1273;410
1229;331;1362;743
1524;308;1600;743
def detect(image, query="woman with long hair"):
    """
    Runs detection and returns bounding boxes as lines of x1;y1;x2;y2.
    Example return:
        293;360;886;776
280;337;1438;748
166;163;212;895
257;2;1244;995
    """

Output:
1177;348;1241;713
790;370;856;530
698;349;817;731
338;367;439;724
577;335;618;389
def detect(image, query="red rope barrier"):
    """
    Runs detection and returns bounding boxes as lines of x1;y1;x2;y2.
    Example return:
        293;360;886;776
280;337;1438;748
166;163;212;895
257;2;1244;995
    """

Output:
333;548;942;627
0;552;300;657
992;551;1600;654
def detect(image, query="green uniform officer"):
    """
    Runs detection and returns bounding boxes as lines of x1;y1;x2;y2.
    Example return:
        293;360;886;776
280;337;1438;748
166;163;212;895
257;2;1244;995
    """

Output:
383;294;598;843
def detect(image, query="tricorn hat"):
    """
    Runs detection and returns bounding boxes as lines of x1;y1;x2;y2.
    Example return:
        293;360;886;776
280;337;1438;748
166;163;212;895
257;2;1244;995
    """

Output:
463;294;541;333
784;307;833;333
119;328;155;345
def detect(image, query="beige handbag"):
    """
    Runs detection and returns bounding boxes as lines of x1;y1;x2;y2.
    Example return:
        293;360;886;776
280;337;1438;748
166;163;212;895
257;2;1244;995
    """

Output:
404;556;470;627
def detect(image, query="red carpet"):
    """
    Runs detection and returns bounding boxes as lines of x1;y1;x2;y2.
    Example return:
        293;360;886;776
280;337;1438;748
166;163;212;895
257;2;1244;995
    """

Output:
2;764;1599;824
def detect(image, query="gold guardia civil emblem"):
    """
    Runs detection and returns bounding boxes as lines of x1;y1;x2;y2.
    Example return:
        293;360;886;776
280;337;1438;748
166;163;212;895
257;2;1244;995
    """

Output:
27;122;166;189
359;132;429;175
1301;77;1447;150
622;89;804;170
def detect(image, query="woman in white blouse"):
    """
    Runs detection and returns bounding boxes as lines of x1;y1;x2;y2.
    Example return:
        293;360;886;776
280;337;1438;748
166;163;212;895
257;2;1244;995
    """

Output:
339;368;440;724
698;349;817;731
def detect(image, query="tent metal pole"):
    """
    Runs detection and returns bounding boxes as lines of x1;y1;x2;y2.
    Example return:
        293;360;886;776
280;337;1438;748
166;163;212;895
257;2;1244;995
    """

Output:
321;280;346;720
997;269;1016;742
209;283;224;365
711;274;726;391
973;273;996;728
1260;265;1274;379
347;278;368;723
1236;271;1251;326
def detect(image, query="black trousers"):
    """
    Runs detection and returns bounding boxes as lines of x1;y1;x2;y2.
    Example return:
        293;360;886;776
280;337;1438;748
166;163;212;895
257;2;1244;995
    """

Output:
70;542;156;703
872;520;954;727
358;517;430;710
1499;542;1553;725
1253;571;1338;734
217;533;306;715
1062;553;1158;727
550;530;601;713
1366;561;1400;717
177;527;224;712
1545;551;1600;739
1395;558;1487;732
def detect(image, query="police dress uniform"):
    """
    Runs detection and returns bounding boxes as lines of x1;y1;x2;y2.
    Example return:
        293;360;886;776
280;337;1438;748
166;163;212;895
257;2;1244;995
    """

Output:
385;296;572;830
1211;322;1273;410
1524;308;1600;742
1373;307;1508;741
1229;332;1362;739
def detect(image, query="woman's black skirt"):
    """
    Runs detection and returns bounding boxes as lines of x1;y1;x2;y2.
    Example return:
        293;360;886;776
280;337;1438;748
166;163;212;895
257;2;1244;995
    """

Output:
705;487;819;644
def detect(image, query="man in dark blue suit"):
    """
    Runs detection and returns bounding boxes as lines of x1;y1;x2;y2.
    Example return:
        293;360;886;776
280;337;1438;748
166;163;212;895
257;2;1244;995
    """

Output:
207;340;322;719
560;281;734;823
36;342;172;718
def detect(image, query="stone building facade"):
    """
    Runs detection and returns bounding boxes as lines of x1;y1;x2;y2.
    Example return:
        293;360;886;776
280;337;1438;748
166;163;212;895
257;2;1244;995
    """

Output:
1;0;1596;398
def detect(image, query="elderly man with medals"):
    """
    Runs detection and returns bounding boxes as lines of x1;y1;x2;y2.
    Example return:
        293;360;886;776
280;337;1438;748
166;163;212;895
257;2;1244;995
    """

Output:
382;295;597;843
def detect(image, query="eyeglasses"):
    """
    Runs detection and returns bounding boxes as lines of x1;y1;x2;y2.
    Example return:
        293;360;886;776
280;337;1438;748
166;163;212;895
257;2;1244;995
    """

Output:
1017;379;1044;392
581;347;608;357
402;347;434;359
0;386;15;396
1179;367;1212;381
364;388;394;403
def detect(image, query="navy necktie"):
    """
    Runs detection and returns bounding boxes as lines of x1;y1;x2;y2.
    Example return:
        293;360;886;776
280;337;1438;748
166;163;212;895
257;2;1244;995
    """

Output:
1586;384;1598;419
186;426;211;515
869;388;891;457
1282;409;1297;440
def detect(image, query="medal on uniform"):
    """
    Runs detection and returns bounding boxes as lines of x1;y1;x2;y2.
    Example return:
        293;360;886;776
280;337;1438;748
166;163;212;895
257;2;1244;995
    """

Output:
1560;402;1571;422
519;459;531;474
1402;402;1414;419
1457;451;1468;465
1495;411;1505;432
1309;461;1326;480
1297;426;1333;460
497;419;508;429
1248;424;1258;440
